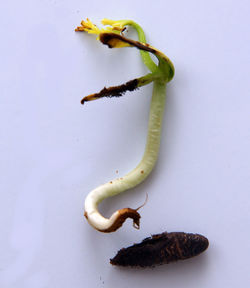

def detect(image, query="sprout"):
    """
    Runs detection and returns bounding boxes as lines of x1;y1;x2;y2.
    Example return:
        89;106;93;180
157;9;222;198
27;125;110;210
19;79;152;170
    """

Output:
76;19;174;232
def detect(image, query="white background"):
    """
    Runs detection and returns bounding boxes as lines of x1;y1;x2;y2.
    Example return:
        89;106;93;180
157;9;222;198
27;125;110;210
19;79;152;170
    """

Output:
1;0;250;287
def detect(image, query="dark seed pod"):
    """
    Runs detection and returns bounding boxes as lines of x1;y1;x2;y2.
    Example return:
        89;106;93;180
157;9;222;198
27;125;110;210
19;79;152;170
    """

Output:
110;232;209;267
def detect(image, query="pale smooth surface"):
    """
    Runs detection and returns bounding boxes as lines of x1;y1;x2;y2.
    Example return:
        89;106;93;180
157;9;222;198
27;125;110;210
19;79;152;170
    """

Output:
1;0;250;287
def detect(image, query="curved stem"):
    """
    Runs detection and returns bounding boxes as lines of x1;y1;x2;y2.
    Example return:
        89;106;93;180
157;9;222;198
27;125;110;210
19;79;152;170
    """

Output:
123;20;158;73
84;81;167;232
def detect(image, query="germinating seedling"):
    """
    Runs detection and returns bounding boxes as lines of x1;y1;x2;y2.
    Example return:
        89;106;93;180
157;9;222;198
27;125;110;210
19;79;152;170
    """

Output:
76;18;174;232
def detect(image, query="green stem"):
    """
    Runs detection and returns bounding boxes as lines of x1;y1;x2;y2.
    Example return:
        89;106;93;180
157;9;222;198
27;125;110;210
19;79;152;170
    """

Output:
94;80;167;203
124;81;166;188
122;20;158;73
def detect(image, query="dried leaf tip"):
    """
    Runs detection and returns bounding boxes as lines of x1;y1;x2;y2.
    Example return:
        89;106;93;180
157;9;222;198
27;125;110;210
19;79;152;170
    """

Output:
81;79;138;104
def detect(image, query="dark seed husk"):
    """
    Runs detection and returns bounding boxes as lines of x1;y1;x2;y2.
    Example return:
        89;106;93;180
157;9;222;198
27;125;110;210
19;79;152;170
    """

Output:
110;232;209;268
